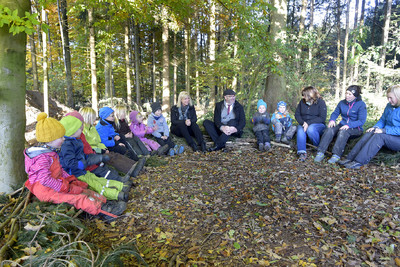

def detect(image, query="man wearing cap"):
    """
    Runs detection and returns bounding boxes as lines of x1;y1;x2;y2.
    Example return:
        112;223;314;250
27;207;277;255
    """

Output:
203;89;246;151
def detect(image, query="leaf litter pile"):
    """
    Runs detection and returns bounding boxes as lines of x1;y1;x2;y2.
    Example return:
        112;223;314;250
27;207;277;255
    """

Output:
87;146;400;266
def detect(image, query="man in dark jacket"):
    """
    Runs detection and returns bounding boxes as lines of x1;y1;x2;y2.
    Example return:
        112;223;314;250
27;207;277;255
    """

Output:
203;89;246;151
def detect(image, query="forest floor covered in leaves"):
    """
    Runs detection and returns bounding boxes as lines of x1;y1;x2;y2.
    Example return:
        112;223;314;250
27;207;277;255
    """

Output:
86;145;400;266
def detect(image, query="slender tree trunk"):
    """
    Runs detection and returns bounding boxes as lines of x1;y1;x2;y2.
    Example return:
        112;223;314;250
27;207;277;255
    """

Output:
173;32;177;105
342;0;351;97
194;26;200;106
152;30;156;102
231;30;238;91
353;0;366;83
125;21;132;105
335;0;342;100
42;8;49;114
88;7;98;114
297;0;307;72
370;0;379;46
0;0;30;193
161;5;170;111
184;22;190;93
376;0;392;93
209;0;216;108
30;34;39;91
264;0;287;113
349;0;359;84
134;23;141;105
57;0;73;107
308;0;314;62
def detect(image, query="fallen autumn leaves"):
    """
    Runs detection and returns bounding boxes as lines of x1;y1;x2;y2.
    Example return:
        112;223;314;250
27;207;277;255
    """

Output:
87;146;400;266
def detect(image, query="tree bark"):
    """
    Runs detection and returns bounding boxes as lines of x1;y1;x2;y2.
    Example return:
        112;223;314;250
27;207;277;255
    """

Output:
42;7;49;115
125;21;132;106
297;0;307;72
152;30;156;102
308;0;314;62
194;25;200;106
335;0;342;100
88;7;98;115
0;0;30;193
353;0;366;83
231;30;238;91
29;34;39;91
264;0;287;113
57;0;73;107
349;0;359;84
376;0;392;93
134;22;141;105
161;5;170;111
370;0;379;46
104;46;112;98
342;0;351;98
208;0;216;108
173;32;177;105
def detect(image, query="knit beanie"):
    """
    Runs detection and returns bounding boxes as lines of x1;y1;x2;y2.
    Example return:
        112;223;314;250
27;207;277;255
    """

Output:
60;115;83;137
277;101;287;110
65;111;84;123
36;112;66;143
257;99;267;110
151;102;162;113
346;85;361;98
99;107;114;120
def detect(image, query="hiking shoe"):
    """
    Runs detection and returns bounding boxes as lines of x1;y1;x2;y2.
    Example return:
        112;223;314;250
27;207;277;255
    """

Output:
117;191;129;202
299;153;307;162
344;161;362;169
200;142;207;152
174;145;184;154
275;135;281;143
338;158;351;166
328;154;340;164
157;144;170;156
190;143;198;152
168;148;175;156
264;142;271;151
122;181;133;193
258;143;264;151
131;157;146;177
314;152;325;162
281;136;290;145
101;200;127;216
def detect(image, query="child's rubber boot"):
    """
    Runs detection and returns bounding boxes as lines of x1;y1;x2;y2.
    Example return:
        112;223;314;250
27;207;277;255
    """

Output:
100;200;127;222
117;190;129;202
258;143;264;151
275;135;281;143
264;142;271;151
157;144;170;156
281;136;290;145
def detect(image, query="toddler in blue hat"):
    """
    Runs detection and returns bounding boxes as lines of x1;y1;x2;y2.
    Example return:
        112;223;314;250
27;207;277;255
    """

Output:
252;99;271;151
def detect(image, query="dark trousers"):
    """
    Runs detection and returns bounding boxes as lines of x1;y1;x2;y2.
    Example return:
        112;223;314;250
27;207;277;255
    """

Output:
171;123;204;146
254;129;270;144
91;165;122;181
203;119;242;148
346;131;400;164
155;133;175;149
126;136;149;156
317;125;362;156
108;136;139;161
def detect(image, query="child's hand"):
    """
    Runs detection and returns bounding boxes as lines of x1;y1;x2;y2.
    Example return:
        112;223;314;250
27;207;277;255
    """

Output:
153;125;158;131
114;135;121;141
118;143;125;147
161;135;168;140
328;121;336;128
125;132;133;138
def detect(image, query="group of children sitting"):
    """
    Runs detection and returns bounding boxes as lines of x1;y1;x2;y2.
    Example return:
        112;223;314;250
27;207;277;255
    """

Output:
252;100;296;151
24;104;185;221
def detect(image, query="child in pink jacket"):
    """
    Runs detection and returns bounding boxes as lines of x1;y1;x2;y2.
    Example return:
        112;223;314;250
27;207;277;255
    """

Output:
24;112;126;221
129;110;161;151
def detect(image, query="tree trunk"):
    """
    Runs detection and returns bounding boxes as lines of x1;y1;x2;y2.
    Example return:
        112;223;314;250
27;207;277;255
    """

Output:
231;30;238;91
376;0;392;93
173;32;177;105
349;0;359;84
297;0;307;72
208;0;216;108
57;0;73;107
308;0;314;62
152;30;156;102
125;21;132;106
264;0;287;113
161;5;170;111
104;45;112;98
194;26;200;106
342;0;351;98
88;7;98;115
29;34;39;91
335;0;342;100
134;23;140;105
42;7;49;115
353;0;366;83
184;22;190;93
370;0;379;46
0;0;30;193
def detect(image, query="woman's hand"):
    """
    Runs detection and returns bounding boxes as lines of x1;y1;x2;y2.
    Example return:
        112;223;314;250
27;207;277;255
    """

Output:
303;122;308;132
340;125;349;130
374;128;383;134
185;119;191;126
366;127;376;133
328;120;336;128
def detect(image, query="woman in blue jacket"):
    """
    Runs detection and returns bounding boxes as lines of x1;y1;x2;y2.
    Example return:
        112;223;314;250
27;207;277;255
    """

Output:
314;85;367;164
339;84;400;169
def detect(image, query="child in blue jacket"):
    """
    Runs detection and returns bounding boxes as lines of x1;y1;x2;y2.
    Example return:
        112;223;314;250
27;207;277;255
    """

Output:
339;84;400;169
314;85;367;163
271;101;296;145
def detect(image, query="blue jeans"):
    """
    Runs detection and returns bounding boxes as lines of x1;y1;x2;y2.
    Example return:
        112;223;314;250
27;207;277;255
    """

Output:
297;123;326;154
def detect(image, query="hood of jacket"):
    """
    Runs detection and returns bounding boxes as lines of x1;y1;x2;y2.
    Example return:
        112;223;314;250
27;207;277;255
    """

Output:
129;110;140;124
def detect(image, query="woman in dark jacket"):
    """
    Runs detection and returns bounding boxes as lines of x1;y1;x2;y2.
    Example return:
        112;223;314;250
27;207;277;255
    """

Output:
171;91;206;152
295;86;327;161
314;85;367;164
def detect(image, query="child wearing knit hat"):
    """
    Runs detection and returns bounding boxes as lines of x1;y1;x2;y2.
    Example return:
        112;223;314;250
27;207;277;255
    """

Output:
252;99;271;151
271;101;297;145
24;113;127;221
59;115;130;202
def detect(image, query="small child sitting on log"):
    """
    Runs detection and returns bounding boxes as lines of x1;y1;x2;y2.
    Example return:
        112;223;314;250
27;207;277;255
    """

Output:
271;101;296;145
252;99;271;151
